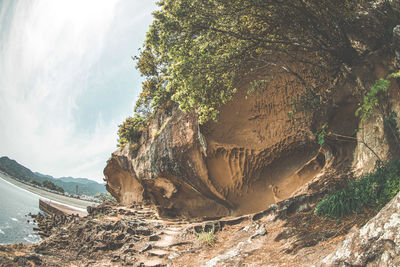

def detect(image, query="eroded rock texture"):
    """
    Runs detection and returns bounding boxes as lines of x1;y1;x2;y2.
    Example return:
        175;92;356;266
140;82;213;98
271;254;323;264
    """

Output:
103;61;394;219
104;69;344;218
105;109;231;218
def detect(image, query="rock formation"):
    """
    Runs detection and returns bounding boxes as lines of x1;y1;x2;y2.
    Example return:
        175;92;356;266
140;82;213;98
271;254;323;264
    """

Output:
104;1;400;219
104;70;336;218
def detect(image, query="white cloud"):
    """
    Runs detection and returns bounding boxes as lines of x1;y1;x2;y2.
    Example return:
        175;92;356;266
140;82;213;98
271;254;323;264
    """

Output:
0;0;155;182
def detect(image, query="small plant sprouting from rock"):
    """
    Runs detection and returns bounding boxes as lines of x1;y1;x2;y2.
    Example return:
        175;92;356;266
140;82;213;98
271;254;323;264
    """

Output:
315;123;328;146
196;229;216;246
353;71;400;154
355;71;400;122
315;159;400;218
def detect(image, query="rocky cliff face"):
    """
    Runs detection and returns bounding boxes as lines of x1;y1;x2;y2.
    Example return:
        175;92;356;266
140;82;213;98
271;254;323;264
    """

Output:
104;70;353;218
105;108;232;218
105;69;332;218
104;2;400;219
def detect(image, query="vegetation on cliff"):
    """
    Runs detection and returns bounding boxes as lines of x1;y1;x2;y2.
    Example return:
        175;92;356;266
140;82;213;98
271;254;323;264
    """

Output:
135;0;362;122
356;71;400;123
114;0;400;221
117;114;147;148
315;72;400;218
315;159;400;218
119;0;400;145
119;0;397;146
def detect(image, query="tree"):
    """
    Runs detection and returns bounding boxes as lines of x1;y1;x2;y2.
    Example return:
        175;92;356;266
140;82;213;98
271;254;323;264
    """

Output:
135;0;369;123
42;180;64;193
29;179;41;187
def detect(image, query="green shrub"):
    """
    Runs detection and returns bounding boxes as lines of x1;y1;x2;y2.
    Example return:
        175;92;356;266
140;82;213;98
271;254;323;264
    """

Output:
42;179;64;193
355;71;400;122
29;179;41;186
196;229;216;246
315;159;400;218
117;114;147;148
316;72;400;218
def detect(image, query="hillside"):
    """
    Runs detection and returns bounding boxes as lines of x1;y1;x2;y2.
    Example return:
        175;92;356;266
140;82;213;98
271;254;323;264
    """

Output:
0;156;106;196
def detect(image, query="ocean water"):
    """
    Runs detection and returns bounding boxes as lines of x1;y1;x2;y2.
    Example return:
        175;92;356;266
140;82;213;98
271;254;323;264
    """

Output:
0;177;41;244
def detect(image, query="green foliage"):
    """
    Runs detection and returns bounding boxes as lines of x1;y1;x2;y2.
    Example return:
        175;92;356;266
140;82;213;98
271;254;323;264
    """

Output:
315;159;400;218
29;179;41;186
315;123;328;146
317;72;400;219
387;71;400;79
355;71;400;122
196;229;216;246
117;114;147;148
355;79;390;121
42;179;64;193
134;0;365;123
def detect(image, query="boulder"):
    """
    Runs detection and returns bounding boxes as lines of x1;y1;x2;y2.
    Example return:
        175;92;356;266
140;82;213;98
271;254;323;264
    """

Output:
104;108;231;218
322;191;400;266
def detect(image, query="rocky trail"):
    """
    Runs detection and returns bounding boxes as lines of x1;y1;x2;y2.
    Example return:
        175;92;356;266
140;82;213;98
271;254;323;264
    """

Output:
3;182;399;267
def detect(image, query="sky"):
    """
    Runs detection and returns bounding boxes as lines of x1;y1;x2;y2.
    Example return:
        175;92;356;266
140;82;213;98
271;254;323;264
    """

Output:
0;0;157;183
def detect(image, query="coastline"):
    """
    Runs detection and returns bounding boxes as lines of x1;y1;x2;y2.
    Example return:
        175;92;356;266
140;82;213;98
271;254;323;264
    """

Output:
0;172;97;211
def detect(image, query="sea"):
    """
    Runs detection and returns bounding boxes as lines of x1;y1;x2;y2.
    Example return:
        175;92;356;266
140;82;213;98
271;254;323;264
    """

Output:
0;177;41;244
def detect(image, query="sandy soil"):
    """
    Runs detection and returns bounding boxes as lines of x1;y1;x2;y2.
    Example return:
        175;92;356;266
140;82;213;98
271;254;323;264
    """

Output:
0;172;97;210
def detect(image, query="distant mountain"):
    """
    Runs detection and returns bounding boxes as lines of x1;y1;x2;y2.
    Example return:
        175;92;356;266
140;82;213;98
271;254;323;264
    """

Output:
0;156;106;196
56;176;97;185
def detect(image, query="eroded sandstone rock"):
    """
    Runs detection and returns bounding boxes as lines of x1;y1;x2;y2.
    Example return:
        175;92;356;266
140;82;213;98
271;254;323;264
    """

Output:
104;73;339;218
104;3;399;219
105;108;231;218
